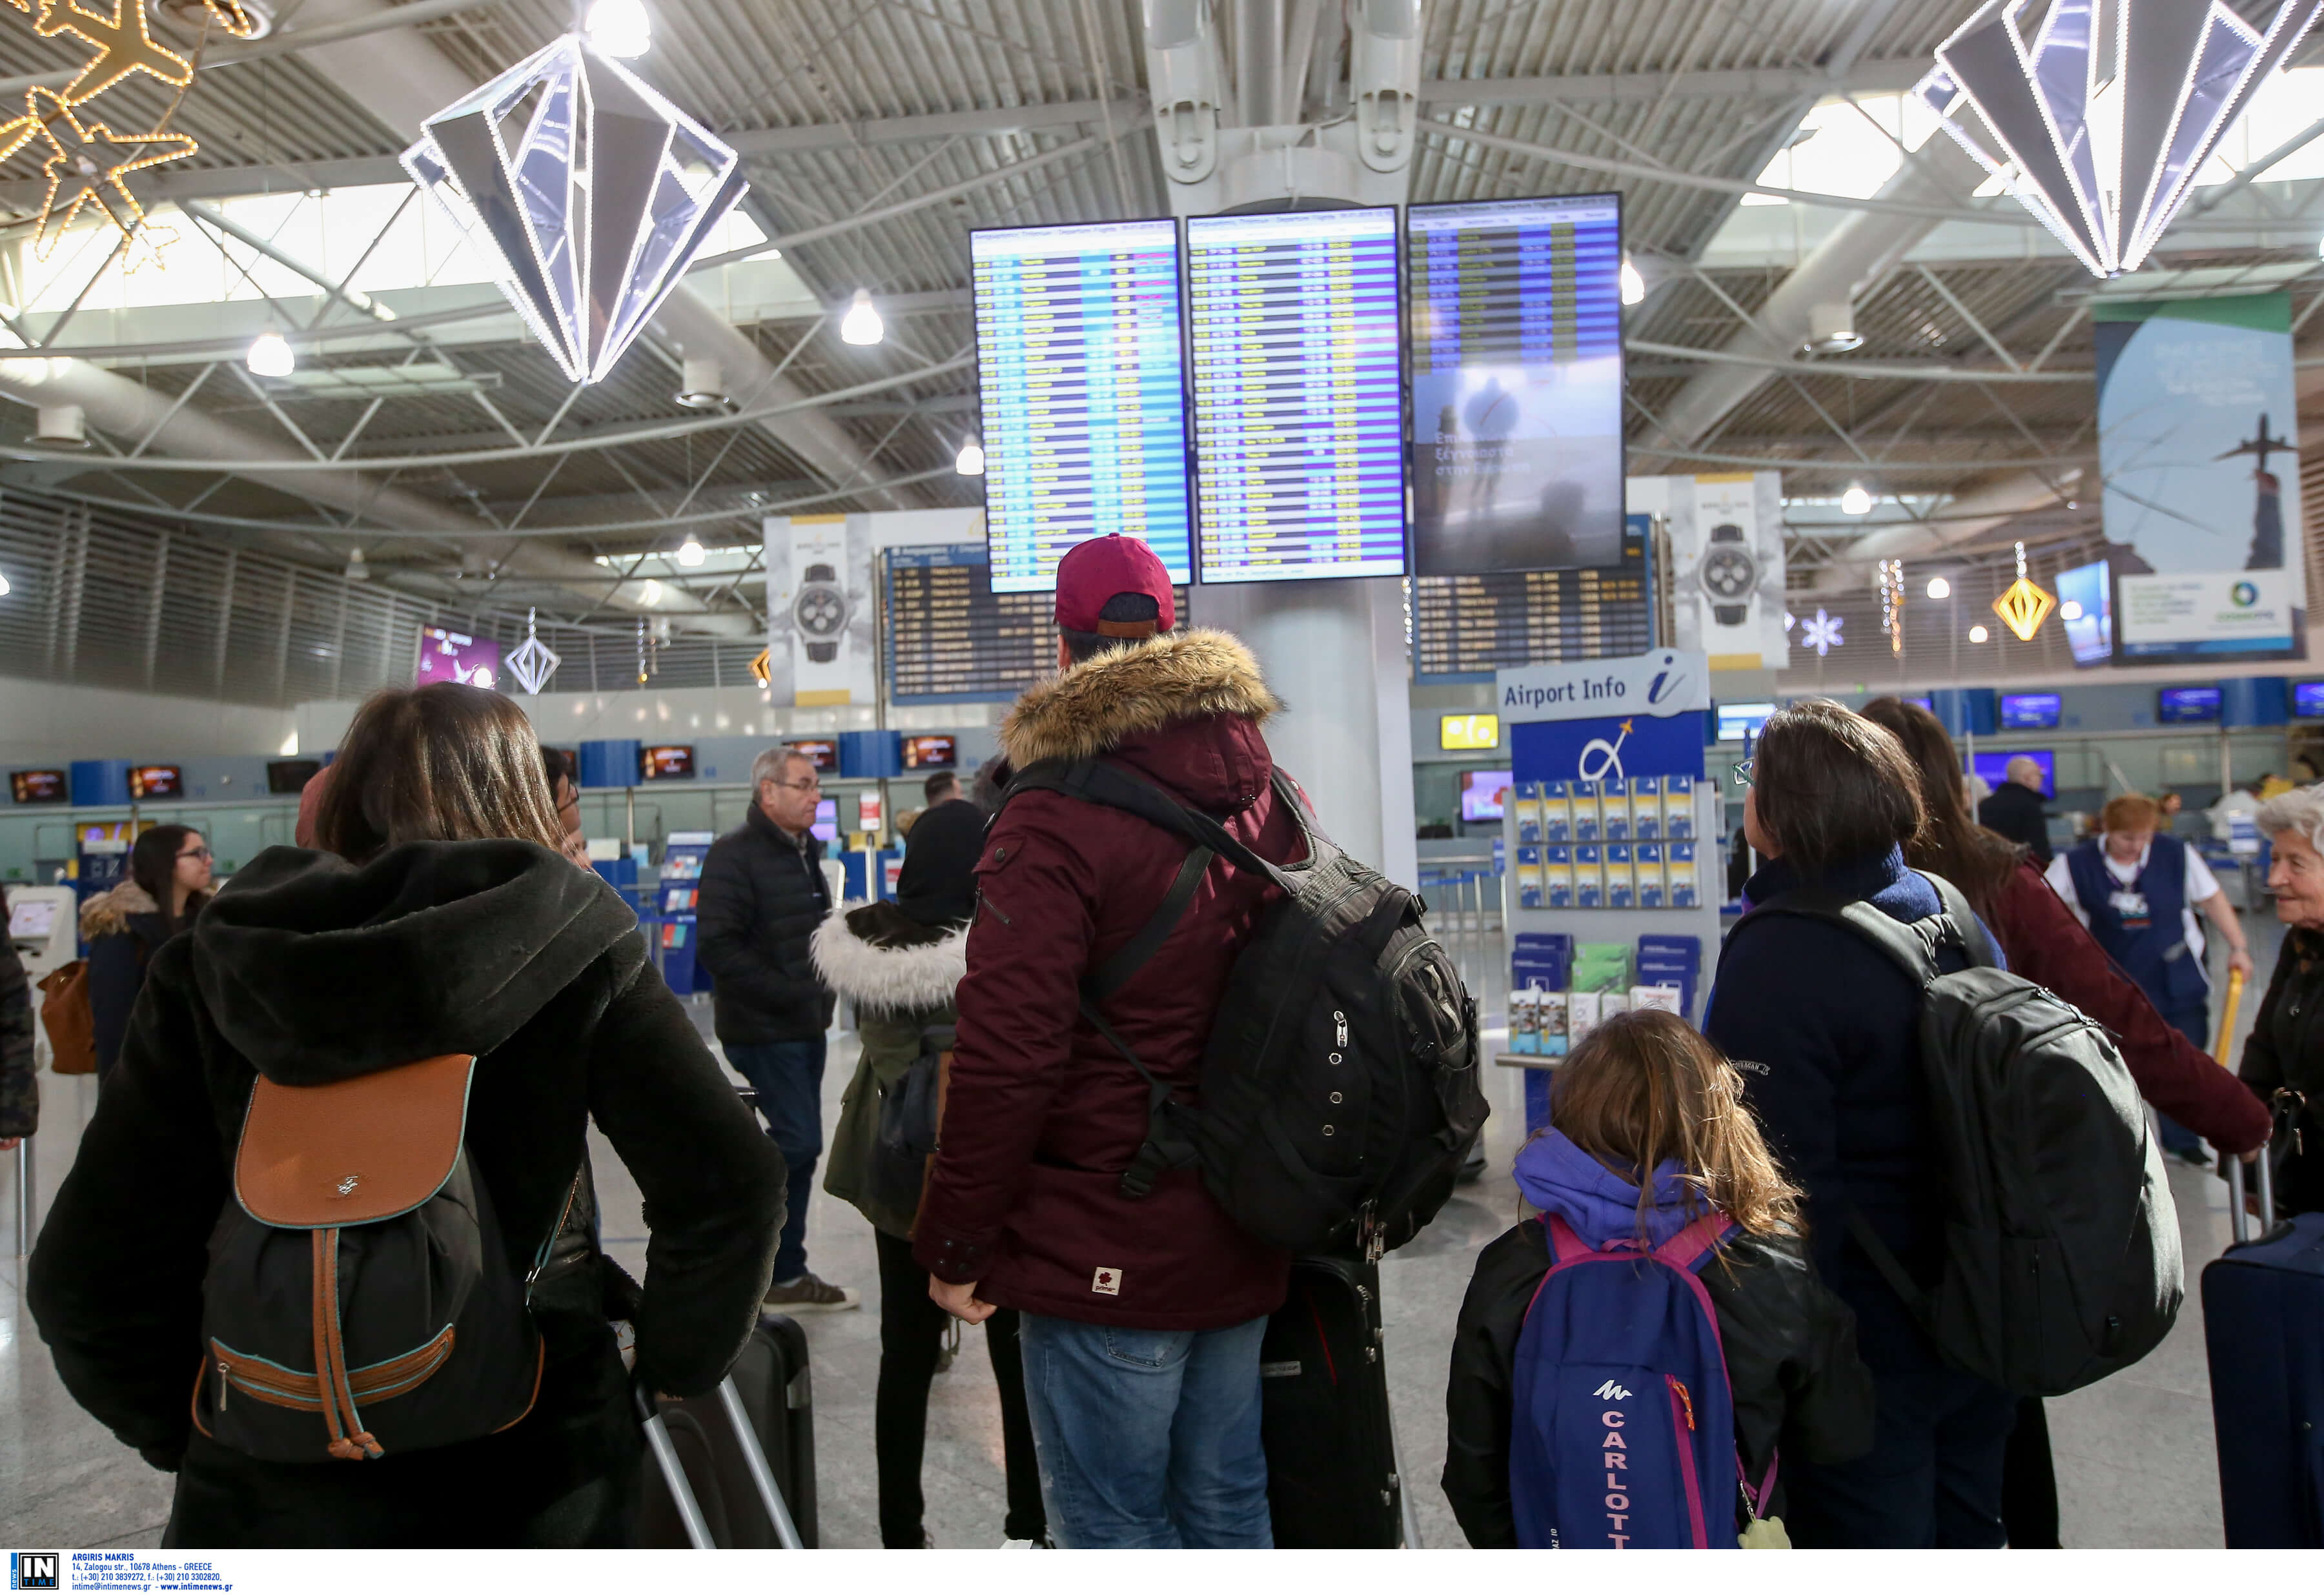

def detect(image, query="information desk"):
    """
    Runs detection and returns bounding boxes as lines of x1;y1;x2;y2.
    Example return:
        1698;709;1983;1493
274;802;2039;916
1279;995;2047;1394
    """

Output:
887;543;1188;704
1185;207;1405;583
1408;193;1624;578
972;218;1194;591
1413;513;1654;678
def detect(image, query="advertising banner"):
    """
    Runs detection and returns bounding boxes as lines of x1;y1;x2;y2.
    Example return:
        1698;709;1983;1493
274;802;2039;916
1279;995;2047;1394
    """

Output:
1635;472;1788;671
764;514;876;705
1498;649;1711;783
2095;292;2306;660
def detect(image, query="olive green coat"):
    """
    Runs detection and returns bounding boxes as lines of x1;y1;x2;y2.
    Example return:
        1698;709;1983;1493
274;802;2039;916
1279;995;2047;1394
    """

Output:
810;902;968;1239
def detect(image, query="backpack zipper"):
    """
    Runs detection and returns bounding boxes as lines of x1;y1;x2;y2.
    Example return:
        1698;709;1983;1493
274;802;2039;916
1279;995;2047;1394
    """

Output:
525;1166;588;1305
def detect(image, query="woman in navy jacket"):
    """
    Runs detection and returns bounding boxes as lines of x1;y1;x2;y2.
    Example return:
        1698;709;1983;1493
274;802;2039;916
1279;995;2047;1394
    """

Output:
1704;698;2016;1548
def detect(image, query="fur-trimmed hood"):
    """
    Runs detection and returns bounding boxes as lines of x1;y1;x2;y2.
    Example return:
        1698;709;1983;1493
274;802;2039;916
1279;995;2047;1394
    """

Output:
811;900;968;1015
1001;629;1279;770
80;879;159;939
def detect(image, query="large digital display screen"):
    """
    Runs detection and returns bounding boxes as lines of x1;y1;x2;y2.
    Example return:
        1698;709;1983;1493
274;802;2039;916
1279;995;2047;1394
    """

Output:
899;735;957;769
1460;770;1514;822
265;758;323;795
128;764;182;799
972;218;1193;592
639;745;695;780
2000;692;2061;730
10;769;66;804
2294;681;2324;718
1971;749;2055;799
416;625;499;689
1186;207;1404;583
786;740;839;773
2158;686;2221;724
2057;559;2113;665
1408;193;1624;576
1716;702;1775;743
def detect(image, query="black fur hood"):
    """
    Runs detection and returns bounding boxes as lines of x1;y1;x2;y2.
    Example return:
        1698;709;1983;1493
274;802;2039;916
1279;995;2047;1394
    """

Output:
189;840;638;1086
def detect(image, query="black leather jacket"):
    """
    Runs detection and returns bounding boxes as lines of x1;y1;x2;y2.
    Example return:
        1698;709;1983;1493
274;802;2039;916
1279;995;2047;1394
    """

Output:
1442;1217;1875;1548
697;804;835;1046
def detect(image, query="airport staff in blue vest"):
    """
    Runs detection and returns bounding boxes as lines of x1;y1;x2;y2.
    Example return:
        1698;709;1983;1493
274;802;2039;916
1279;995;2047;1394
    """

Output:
2046;791;2255;1163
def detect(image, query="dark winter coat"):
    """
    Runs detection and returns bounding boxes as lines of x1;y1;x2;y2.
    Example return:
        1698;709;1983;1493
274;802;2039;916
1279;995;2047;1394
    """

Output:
1704;850;1972;1323
82;879;185;1081
0;930;32;1139
1988;860;2268;1153
814;900;968;1239
28;841;787;1546
913;629;1301;1330
697;803;835;1046
1977;780;2052;866
1443;1218;1874;1547
2241;926;2324;1215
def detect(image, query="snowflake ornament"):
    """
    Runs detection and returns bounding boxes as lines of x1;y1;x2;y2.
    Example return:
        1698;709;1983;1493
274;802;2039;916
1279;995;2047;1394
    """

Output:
1800;609;1844;657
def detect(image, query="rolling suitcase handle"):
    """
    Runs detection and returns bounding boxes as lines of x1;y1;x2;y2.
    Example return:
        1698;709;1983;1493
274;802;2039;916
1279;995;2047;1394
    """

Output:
2211;969;2278;1246
632;1368;808;1550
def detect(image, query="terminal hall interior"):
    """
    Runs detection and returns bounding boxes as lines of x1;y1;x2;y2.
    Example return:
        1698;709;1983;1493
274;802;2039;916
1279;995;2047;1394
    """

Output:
0;0;2322;1556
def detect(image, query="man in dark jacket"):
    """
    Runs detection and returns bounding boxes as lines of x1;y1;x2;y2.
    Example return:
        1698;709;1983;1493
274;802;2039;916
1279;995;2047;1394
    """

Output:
1977;756;2053;866
916;534;1300;1549
0;931;34;1152
698;747;853;1310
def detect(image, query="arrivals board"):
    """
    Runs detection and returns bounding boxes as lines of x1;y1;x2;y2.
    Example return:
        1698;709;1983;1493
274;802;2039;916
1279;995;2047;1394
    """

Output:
1408;193;1624;577
1185;207;1405;583
1412;514;1654;678
972;218;1194;592
886;544;1189;704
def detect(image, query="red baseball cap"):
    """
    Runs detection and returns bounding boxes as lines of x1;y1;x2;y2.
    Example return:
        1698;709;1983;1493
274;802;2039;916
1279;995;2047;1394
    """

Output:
1054;534;1176;636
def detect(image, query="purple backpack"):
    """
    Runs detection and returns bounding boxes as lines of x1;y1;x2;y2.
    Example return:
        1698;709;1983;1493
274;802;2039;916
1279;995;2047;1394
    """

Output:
1509;1211;1773;1548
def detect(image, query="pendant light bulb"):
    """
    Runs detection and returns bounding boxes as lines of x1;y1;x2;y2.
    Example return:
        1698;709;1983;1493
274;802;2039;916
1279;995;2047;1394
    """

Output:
955;438;985;476
246;331;294;378
677;536;706;567
1619;256;1645;306
1840;483;1873;516
585;0;651;57
839;289;884;346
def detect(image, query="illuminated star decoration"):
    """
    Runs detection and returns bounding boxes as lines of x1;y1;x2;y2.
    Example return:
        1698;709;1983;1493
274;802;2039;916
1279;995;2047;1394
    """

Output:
33;0;194;105
1800;608;1844;657
26;88;196;260
1914;0;2324;278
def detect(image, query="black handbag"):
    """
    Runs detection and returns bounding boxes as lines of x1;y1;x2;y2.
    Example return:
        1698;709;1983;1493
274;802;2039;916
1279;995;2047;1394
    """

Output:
870;1024;951;1219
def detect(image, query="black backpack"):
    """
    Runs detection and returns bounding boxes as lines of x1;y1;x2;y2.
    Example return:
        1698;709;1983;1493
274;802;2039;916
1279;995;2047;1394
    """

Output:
1005;759;1486;1259
198;1053;566;1461
1738;872;2183;1396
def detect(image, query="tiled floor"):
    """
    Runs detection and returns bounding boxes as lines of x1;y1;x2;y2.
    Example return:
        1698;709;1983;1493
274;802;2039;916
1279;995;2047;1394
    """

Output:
0;951;2270;1549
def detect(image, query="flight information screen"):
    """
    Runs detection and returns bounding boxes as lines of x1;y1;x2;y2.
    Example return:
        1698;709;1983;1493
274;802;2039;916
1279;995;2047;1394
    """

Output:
886;543;1188;704
1186;207;1405;584
972;218;1194;591
1412;514;1654;677
1409;192;1624;577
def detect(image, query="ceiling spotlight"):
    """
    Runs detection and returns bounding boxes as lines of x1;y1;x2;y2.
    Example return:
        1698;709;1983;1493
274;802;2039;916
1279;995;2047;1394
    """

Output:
1802;300;1863;355
839;289;884;346
1619;256;1645;306
585;0;651;57
677;536;706;567
1840;483;1873;516
1969;624;1990;643
955;438;985;476
344;547;369;582
2061;598;2084;622
674;355;733;412
1926;576;1951;600
0;569;11;597
246;330;294;378
640;578;663;606
34;405;88;449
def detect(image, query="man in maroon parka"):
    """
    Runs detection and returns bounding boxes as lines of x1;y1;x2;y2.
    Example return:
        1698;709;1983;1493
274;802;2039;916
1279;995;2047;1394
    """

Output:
915;534;1303;1547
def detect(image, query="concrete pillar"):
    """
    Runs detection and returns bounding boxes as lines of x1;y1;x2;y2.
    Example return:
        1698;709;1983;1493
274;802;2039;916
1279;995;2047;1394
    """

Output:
1190;576;1416;888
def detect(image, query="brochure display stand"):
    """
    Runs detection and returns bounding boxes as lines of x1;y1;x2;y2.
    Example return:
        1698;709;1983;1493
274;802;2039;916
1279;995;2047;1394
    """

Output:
657;831;715;994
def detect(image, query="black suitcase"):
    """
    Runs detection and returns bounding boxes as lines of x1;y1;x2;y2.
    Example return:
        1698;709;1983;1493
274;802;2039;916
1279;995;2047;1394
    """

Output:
634;1312;818;1548
1259;1255;1417;1548
2204;1158;2324;1547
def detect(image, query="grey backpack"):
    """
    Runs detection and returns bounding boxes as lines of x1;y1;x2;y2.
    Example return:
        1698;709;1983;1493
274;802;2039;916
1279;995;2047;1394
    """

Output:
1742;871;2183;1396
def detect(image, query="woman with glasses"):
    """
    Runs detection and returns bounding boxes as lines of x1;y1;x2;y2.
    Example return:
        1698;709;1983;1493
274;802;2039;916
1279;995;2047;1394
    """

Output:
1706;700;2017;1547
82;822;212;1082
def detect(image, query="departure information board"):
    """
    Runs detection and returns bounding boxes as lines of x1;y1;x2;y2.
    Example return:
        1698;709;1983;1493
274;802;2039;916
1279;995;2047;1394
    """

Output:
1186;207;1405;584
1412;513;1653;678
1409;193;1624;577
886;544;1190;704
972;219;1194;592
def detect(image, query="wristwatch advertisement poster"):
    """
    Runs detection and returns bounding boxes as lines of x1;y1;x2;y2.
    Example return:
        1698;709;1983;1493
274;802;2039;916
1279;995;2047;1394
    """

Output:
1648;470;1788;671
764;514;875;706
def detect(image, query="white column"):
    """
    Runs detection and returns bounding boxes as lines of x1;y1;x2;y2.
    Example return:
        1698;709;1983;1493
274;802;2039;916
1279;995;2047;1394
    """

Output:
1190;576;1416;888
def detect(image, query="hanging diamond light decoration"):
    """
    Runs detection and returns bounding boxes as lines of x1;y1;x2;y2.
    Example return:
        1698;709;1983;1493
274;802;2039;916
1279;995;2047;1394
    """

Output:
1914;0;2324;278
401;34;748;385
1992;540;2057;641
1879;560;1907;658
505;607;562;696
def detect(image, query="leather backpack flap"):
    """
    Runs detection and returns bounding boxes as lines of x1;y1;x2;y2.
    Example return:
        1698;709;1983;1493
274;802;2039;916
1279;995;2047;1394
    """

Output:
235;1053;477;1227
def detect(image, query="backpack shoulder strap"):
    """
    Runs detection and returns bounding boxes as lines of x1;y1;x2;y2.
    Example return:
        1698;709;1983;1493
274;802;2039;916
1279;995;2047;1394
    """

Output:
1649;1210;1737;1275
1006;758;1303;894
1738;880;1968;990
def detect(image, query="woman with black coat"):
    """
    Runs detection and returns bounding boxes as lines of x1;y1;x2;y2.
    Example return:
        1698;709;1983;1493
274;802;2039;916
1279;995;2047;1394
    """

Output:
82;822;212;1081
1703;698;2017;1548
30;683;788;1547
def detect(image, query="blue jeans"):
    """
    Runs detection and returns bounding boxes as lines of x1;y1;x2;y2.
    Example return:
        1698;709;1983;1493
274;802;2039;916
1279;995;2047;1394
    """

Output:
1017;1312;1272;1549
726;1037;826;1283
